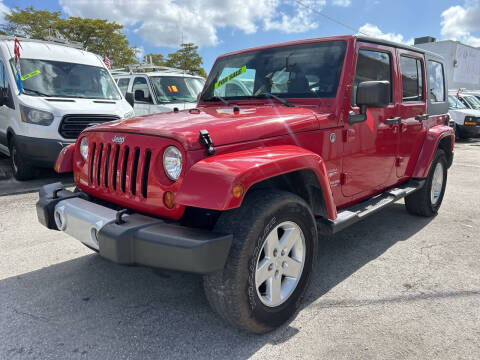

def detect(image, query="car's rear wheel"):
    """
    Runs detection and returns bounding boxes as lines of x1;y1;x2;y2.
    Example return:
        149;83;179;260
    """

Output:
203;190;317;333
405;149;447;217
9;137;35;181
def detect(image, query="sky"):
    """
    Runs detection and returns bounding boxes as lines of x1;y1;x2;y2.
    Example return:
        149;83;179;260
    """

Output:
2;0;480;72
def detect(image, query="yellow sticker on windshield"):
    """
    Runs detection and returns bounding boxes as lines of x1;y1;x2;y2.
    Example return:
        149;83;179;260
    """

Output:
215;65;247;89
21;70;41;81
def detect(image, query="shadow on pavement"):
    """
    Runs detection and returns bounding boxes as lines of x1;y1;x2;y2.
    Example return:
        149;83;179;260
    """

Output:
0;154;73;196
0;203;434;359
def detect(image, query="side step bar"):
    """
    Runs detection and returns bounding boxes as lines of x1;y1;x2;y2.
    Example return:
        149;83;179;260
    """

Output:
317;179;425;235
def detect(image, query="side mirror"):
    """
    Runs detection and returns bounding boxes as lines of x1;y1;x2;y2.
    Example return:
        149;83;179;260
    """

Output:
349;81;390;124
125;92;134;108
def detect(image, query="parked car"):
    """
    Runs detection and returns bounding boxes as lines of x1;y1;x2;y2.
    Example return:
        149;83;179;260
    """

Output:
37;35;454;333
112;67;205;116
0;36;133;180
448;94;480;139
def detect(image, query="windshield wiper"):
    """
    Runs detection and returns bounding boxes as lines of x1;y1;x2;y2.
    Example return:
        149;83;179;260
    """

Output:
256;92;295;107
22;88;54;97
203;95;232;106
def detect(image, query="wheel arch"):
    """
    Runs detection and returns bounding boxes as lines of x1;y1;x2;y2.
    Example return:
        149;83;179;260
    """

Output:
412;125;454;179
176;145;337;220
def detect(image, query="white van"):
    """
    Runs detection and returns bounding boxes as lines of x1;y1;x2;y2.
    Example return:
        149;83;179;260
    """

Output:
448;94;480;139
112;67;205;116
0;36;133;180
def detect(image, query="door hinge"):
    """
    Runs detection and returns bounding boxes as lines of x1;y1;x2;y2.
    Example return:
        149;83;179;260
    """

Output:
342;129;356;143
395;157;403;167
340;172;352;185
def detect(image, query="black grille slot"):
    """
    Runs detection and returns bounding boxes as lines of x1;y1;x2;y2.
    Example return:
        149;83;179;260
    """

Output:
89;143;96;183
104;144;111;188
121;147;130;193
96;143;103;186
59;114;119;139
131;148;140;195
142;150;151;198
112;145;120;190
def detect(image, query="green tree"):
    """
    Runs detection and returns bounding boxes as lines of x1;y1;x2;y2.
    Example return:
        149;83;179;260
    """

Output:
1;7;137;68
2;6;61;39
55;17;137;67
165;43;207;77
143;53;166;66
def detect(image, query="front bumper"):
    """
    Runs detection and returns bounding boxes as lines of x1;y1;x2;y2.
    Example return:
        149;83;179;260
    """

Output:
458;124;480;137
15;135;73;167
36;183;232;274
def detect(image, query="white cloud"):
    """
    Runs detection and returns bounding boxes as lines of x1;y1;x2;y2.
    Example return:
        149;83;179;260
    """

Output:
441;1;480;47
60;0;328;47
332;0;351;7
0;0;10;24
358;23;413;45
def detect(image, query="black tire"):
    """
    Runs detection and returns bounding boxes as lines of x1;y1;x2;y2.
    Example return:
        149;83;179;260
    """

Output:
405;149;447;217
453;123;460;141
9;137;35;181
203;190;318;333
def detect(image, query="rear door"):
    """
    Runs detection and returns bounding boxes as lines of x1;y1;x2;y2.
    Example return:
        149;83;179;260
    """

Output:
341;42;399;197
396;50;427;178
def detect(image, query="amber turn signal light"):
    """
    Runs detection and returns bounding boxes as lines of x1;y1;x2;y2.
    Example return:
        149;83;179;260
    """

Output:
163;191;175;209
232;184;244;198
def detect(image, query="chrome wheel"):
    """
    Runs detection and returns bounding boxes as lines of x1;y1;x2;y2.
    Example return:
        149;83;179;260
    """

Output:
255;221;306;307
430;162;444;205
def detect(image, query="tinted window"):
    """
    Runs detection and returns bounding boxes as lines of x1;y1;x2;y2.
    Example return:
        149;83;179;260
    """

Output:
352;49;392;106
427;61;445;102
448;95;467;109
132;77;153;103
117;78;130;96
0;61;5;88
400;56;424;102
202;41;347;101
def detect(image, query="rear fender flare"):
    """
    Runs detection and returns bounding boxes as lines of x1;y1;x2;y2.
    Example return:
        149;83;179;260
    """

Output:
412;125;454;179
176;145;337;220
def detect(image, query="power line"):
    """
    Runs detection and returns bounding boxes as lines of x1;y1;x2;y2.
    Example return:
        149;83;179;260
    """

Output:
294;0;369;36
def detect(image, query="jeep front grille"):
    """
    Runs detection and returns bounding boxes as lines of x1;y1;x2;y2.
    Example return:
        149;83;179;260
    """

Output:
88;141;151;198
59;114;119;139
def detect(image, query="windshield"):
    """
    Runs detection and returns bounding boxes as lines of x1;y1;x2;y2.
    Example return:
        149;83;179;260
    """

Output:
448;95;467;109
12;58;121;99
201;41;347;102
150;76;205;103
463;95;480;110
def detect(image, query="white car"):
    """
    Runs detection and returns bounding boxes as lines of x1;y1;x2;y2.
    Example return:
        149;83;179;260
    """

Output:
448;94;480;139
0;36;133;180
112;68;205;116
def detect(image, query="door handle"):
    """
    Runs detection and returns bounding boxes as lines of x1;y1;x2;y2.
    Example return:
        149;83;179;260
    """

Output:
416;113;430;121
385;117;402;125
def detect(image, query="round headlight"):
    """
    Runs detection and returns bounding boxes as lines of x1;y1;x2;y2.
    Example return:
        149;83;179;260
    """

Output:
163;146;182;181
80;137;89;161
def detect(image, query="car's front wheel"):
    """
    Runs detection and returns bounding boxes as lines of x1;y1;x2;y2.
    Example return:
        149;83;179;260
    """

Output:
203;190;318;333
9;137;35;181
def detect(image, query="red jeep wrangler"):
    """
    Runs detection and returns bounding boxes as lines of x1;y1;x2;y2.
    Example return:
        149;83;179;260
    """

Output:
37;35;454;333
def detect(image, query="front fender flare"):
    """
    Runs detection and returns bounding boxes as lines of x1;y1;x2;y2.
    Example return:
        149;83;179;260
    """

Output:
412;125;454;179
176;145;337;220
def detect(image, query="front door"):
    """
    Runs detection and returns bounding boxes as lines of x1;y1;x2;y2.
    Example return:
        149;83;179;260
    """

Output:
396;49;427;178
131;76;155;116
342;43;400;197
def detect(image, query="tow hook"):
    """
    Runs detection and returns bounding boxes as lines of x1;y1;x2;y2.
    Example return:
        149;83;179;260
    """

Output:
199;129;216;156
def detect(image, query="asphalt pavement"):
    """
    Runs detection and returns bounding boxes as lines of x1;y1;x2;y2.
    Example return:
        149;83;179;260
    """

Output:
0;139;479;359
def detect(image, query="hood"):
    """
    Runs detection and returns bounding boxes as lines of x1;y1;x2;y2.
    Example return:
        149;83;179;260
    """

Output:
449;108;480;117
19;94;132;118
85;105;327;150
